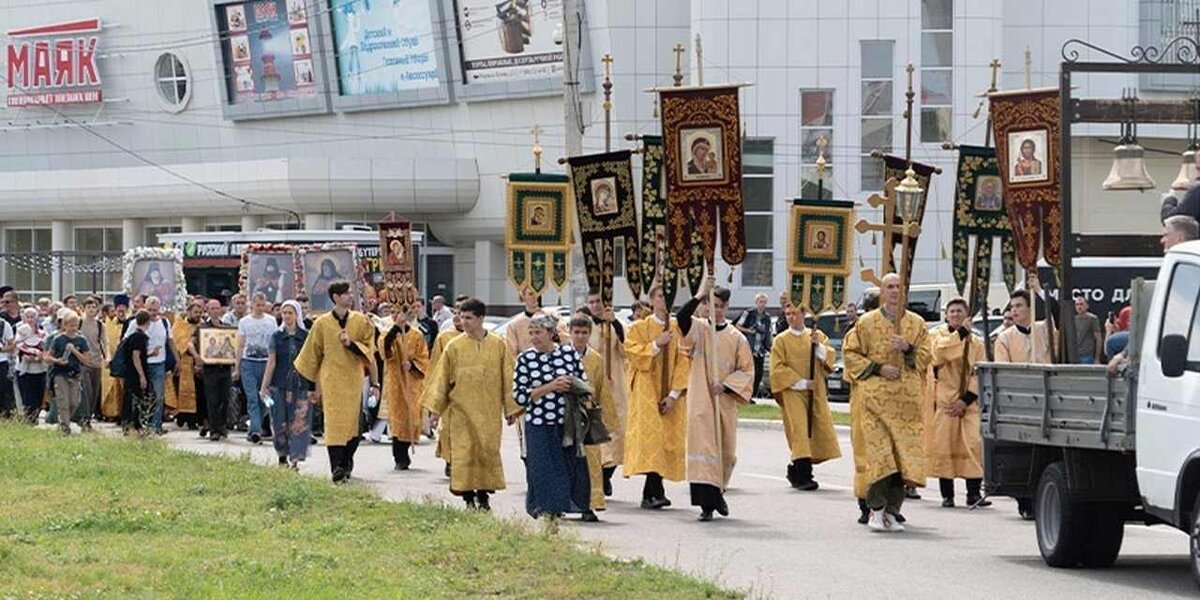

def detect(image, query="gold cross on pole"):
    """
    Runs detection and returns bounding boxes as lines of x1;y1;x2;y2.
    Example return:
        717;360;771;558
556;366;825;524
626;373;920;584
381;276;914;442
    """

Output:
531;124;543;171
815;135;828;180
854;179;922;288
672;44;685;87
1024;45;1032;89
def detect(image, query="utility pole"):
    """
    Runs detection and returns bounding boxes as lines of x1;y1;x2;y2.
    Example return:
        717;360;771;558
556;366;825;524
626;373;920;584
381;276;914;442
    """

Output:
561;0;586;309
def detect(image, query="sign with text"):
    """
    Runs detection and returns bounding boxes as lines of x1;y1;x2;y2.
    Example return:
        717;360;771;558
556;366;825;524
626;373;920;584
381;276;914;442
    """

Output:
455;0;563;83
330;0;441;95
5;18;103;108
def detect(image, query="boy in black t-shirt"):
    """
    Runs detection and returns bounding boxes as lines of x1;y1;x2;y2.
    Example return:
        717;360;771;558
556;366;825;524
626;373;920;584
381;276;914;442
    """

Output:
46;312;94;434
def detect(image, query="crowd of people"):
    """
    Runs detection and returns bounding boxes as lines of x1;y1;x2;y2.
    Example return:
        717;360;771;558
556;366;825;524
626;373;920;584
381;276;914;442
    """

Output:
1;213;1195;529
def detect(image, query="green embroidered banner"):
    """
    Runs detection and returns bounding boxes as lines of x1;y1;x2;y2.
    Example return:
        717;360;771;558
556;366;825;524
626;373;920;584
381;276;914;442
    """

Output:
786;198;854;314
506;173;572;296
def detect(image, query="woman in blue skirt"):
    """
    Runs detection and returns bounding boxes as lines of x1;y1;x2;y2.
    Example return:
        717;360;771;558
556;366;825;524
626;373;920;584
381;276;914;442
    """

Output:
260;300;314;469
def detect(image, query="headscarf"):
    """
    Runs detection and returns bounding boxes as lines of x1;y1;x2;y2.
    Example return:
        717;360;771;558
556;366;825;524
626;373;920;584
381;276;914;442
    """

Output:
280;299;306;331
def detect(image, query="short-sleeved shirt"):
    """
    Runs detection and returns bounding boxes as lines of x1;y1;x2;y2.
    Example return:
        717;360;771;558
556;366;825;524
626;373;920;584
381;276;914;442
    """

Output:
238;314;277;361
124;329;150;386
513;344;585;427
48;333;88;378
123;317;168;364
1074;312;1100;359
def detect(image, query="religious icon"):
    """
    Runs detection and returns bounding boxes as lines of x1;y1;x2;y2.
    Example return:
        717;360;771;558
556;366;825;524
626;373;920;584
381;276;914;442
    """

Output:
301;248;357;312
286;0;308;24
1007;129;1048;184
389;239;406;266
231;35;250;61
804;223;836;257
680;127;724;182
973;175;1003;211
246;253;296;304
523;199;555;234
131;260;179;308
590;177;619;217
291;30;310;56
226;4;247;32
199;328;238;365
235;65;254;91
293;59;314;85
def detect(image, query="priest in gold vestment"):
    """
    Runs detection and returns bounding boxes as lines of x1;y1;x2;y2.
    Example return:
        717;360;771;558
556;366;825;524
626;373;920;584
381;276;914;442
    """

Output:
770;302;841;491
623;283;690;510
382;311;429;471
927;297;989;508
842;273;931;532
677;280;754;521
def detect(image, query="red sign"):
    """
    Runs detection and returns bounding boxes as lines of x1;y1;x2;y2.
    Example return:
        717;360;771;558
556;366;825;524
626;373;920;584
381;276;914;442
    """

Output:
5;18;103;108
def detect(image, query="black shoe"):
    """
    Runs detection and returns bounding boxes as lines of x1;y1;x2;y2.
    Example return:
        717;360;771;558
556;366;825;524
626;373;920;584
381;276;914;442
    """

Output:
967;495;992;508
904;487;921;500
942;497;955;508
1019;508;1035;520
715;497;729;517
698;510;714;522
394;461;410;471
640;497;669;510
581;510;599;523
444;463;452;478
278;456;288;466
332;469;349;484
890;512;906;524
477;494;491;512
794;480;819;492
464;497;477;510
199;428;209;439
603;478;613;497
249;433;262;444
857;510;870;525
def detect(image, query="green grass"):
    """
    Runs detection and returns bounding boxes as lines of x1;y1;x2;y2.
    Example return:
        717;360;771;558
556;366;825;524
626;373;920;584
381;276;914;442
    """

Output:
0;422;738;600
739;401;852;426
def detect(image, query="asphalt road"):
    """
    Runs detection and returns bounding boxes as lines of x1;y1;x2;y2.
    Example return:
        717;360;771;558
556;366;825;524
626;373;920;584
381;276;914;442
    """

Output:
147;420;1196;599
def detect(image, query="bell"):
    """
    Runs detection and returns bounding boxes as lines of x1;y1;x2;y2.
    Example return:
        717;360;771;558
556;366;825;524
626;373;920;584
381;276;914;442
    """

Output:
895;167;924;222
1170;149;1197;193
1102;143;1156;191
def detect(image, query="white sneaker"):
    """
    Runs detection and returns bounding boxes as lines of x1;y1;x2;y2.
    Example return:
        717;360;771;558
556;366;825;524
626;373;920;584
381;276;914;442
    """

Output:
867;510;886;532
882;512;905;533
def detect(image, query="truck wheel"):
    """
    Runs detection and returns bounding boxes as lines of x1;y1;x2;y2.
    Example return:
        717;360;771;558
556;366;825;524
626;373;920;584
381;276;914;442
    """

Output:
1080;502;1124;568
1191;494;1200;588
1036;462;1085;568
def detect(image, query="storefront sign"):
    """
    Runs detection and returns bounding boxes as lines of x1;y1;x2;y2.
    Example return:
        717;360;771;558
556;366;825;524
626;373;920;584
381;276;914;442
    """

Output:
456;0;563;83
5;18;103;107
330;0;440;95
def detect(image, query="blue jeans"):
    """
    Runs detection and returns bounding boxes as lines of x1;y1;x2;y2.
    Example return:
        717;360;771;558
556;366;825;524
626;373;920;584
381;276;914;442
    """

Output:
240;359;267;435
1078;355;1096;365
147;362;166;429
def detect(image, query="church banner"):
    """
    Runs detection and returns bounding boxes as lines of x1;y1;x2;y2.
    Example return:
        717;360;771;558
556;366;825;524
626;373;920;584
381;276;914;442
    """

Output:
659;84;746;269
378;220;416;310
505;173;572;296
880;154;938;286
989;88;1063;268
786;199;854;313
951;145;1018;311
639;135;703;307
567;150;642;305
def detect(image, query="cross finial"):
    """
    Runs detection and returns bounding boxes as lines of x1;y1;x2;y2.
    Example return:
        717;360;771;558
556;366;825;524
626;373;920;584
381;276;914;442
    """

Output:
531;124;543;171
672;43;685;87
601;53;613;77
988;58;1001;92
815;135;828;179
1024;45;1032;89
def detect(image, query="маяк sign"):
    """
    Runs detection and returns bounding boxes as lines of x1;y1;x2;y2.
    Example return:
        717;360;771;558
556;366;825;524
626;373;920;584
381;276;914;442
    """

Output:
5;18;103;108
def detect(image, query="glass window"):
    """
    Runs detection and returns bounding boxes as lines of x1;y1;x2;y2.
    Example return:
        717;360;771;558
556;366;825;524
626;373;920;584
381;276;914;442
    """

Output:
921;107;953;144
801;129;833;164
1161;263;1200;340
741;137;774;288
921;0;953;30
921;70;953;105
145;225;182;243
861;81;893;116
740;252;773;288
73;227;122;297
861;41;893;79
861;156;884;191
743;177;773;212
801;166;834;200
205;224;242;232
154;53;189;111
861;118;893;152
744;215;773;249
744;138;775;175
921;32;953;67
5;228;52;300
799;90;833;200
801;90;833;127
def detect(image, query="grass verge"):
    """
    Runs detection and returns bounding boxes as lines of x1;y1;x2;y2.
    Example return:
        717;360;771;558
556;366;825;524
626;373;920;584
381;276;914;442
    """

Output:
739;402;852;426
0;422;738;599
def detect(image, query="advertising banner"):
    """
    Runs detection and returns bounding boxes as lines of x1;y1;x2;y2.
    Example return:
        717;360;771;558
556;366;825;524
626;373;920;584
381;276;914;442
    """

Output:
218;0;316;104
330;0;441;95
455;0;563;83
5;18;103;108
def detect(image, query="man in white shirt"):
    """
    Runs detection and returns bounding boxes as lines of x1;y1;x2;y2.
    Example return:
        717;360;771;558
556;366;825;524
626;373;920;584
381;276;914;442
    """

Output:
431;295;453;330
221;293;248;327
123;296;171;434
235;292;277;444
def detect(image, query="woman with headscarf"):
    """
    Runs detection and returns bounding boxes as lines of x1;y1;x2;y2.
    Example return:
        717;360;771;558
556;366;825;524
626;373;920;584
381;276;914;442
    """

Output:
512;313;595;522
14;307;47;424
260;300;314;469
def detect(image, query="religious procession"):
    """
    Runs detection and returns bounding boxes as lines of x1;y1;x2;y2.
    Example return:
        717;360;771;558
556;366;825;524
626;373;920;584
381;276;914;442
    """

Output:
4;1;1200;597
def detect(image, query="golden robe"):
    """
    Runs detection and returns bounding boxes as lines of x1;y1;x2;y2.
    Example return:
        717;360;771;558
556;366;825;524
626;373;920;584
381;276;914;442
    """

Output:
994;321;1054;364
922;323;950;457
100;317;125;419
769;328;842;464
622;315;690;482
842;309;931;489
589;320;629;468
430;329;462;460
684;320;754;489
846;351;867;498
928;329;985;479
421;332;520;493
293;311;376;446
581;347;615;510
166;316;199;414
383;325;429;444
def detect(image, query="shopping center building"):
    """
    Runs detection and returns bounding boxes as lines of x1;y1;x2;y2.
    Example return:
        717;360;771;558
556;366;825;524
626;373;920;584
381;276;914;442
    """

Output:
0;0;1192;308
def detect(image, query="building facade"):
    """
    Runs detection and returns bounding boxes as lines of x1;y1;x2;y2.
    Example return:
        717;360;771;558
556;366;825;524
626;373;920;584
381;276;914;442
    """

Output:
0;0;1192;308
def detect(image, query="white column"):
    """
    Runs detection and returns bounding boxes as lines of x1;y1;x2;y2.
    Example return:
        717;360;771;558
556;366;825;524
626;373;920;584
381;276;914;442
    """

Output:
122;218;144;248
304;213;331;230
181;217;203;233
50;220;70;299
241;214;262;232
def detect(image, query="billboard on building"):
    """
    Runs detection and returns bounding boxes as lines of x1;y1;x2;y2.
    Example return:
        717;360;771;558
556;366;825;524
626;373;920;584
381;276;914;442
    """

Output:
4;18;104;108
329;0;441;95
454;0;563;83
217;0;317;104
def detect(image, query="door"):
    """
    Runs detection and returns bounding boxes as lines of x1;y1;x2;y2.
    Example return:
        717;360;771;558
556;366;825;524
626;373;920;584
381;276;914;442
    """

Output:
1136;258;1200;513
424;254;454;303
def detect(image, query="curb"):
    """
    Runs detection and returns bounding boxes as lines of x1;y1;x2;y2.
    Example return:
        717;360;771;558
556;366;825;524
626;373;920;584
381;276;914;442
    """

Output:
739;419;851;434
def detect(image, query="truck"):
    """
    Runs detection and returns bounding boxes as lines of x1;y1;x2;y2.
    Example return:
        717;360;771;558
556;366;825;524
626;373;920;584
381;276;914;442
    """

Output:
979;240;1200;586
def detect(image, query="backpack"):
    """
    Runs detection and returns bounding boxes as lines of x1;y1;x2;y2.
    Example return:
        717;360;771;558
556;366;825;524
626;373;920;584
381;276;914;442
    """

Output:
109;335;133;378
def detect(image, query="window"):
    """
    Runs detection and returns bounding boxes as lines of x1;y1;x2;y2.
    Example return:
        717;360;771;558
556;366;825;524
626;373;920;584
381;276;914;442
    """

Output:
204;224;241;232
741;138;774;288
4;228;51;301
155;53;190;112
73;227;123;297
264;221;302;231
145;225;182;244
920;0;953;143
860;40;894;190
799;90;834;200
1159;263;1200;364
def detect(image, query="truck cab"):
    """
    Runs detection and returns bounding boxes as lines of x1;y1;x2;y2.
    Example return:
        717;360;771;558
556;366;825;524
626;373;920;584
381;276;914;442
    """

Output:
978;240;1200;586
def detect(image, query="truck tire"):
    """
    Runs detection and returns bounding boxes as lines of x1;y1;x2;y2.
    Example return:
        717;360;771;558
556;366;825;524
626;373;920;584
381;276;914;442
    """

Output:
1036;462;1085;568
1190;494;1200;589
1080;502;1124;568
